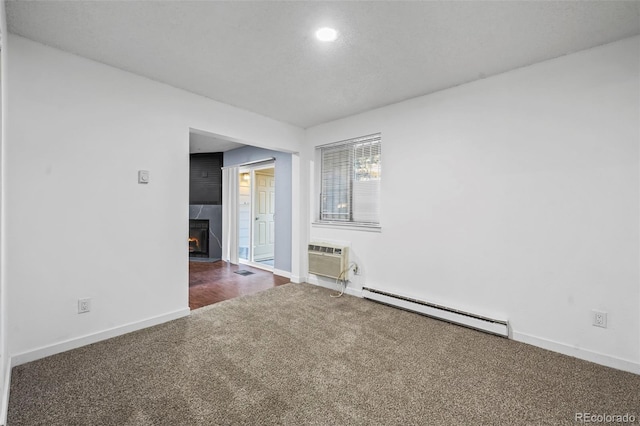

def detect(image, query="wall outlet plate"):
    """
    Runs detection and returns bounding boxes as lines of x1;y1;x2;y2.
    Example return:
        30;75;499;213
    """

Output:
78;298;91;314
592;310;607;328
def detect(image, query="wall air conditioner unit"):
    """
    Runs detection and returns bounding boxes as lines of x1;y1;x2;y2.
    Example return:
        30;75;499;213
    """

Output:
308;242;349;279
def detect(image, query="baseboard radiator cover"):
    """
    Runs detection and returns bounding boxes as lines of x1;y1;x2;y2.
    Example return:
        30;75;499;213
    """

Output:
362;287;509;338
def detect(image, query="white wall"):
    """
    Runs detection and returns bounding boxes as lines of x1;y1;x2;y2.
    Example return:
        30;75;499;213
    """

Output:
0;0;8;421
305;36;640;373
4;35;303;362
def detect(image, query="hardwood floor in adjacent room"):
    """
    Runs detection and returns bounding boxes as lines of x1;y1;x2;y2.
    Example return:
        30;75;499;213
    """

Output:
189;260;289;310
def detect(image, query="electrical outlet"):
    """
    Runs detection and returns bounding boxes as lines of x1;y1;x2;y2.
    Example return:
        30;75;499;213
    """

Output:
78;298;91;314
592;310;607;328
353;264;359;275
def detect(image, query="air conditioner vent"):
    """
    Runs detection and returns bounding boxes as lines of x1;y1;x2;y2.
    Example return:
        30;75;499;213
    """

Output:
308;242;349;279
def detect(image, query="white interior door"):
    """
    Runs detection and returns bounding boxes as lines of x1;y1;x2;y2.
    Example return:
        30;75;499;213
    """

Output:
253;168;275;262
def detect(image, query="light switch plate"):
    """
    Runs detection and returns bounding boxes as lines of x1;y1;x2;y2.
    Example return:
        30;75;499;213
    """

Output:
138;170;149;184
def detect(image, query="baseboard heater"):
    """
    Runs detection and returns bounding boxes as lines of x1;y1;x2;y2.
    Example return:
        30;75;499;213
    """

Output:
362;287;509;338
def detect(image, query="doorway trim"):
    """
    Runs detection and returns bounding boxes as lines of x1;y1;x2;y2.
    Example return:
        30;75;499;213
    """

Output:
238;160;276;272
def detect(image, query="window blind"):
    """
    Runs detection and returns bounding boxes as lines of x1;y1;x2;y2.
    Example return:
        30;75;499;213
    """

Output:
319;133;381;225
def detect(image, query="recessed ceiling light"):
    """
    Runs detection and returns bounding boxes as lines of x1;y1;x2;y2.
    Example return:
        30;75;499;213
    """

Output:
315;27;338;42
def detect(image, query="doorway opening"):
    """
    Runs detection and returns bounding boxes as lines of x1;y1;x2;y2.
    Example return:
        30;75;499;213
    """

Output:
238;162;275;271
189;130;293;311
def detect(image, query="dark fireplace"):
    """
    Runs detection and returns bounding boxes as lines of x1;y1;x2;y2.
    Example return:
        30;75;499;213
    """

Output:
189;219;210;258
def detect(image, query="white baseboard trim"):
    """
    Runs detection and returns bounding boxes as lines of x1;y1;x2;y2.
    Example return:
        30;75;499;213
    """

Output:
11;308;190;368
512;330;640;375
0;358;12;426
272;268;291;279
305;276;363;298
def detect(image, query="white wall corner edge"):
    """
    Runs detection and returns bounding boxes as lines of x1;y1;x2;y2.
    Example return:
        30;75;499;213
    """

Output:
305;275;363;298
10;307;190;368
290;275;305;284
0;360;11;426
512;330;640;375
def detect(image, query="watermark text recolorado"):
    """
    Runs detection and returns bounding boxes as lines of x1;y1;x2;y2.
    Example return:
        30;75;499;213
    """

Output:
575;412;636;423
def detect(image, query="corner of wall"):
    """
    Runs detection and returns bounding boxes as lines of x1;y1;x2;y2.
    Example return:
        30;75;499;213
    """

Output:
0;0;10;423
0;359;10;426
290;153;303;281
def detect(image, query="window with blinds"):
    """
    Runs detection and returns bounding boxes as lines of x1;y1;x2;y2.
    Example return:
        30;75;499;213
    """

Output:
319;133;381;227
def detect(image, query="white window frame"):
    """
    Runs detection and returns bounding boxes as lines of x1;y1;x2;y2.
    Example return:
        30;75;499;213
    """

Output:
314;133;381;230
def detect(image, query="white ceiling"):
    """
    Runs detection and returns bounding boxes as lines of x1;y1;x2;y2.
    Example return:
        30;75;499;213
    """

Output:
7;1;640;129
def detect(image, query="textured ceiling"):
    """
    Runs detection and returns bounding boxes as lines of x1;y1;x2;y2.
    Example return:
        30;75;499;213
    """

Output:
7;1;640;128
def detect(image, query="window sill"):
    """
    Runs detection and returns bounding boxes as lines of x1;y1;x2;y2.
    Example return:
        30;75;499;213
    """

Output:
312;222;382;233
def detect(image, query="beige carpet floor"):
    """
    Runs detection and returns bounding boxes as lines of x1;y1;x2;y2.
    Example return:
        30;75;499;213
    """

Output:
8;283;640;425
